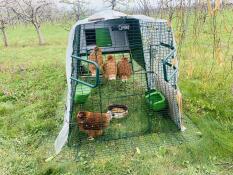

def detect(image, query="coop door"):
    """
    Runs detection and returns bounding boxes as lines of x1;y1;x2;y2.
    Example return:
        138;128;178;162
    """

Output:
85;28;112;47
96;28;112;47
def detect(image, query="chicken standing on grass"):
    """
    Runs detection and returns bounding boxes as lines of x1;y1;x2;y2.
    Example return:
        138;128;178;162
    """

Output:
103;55;117;80
88;47;103;76
117;57;132;81
77;111;111;139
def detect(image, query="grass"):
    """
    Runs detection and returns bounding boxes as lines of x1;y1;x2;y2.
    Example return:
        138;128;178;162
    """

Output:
0;10;233;175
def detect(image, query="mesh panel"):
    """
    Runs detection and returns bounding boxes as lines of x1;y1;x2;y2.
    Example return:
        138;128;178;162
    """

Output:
68;18;184;154
139;20;182;129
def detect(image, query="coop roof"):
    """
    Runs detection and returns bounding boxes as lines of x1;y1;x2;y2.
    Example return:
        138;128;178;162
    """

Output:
75;9;166;25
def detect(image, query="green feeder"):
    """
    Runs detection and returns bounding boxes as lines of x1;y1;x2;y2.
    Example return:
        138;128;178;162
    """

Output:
145;89;167;111
74;84;91;104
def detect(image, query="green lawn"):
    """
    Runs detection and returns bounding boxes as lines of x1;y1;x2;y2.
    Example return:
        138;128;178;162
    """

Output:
0;10;233;175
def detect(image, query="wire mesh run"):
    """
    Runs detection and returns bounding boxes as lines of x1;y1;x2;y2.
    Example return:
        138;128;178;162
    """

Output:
68;18;182;150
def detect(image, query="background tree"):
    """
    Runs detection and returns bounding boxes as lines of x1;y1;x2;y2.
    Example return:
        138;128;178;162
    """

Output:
135;0;152;16
104;0;129;10
60;0;87;21
10;0;54;45
0;0;14;47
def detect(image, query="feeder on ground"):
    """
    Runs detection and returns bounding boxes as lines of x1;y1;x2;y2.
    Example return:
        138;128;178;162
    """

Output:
145;90;167;112
107;104;128;119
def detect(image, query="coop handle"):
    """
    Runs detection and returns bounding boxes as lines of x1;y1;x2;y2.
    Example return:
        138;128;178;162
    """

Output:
162;49;177;82
71;55;100;88
160;42;175;50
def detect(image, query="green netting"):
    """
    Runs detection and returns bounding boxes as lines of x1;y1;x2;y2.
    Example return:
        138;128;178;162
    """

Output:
59;116;200;162
69;57;154;144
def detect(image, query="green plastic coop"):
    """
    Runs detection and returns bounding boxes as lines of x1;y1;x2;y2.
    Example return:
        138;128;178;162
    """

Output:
54;10;184;155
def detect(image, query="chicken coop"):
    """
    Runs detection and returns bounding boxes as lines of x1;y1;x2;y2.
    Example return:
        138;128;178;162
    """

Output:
55;10;185;154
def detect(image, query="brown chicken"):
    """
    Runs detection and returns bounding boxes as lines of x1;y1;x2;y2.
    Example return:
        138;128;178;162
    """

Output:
88;47;104;76
103;55;117;80
117;57;132;81
77;111;111;139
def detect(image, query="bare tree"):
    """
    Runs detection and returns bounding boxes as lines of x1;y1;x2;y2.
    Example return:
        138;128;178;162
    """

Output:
60;0;87;21
10;0;54;45
135;0;151;16
0;0;13;47
104;0;129;10
165;0;176;21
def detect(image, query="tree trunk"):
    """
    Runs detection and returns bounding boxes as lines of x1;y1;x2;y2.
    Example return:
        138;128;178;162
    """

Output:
34;23;45;45
112;0;116;10
1;27;8;47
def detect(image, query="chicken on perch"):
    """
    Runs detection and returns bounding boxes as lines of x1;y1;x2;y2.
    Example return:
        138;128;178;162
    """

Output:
117;57;132;81
88;47;104;76
103;55;117;80
77;111;111;139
